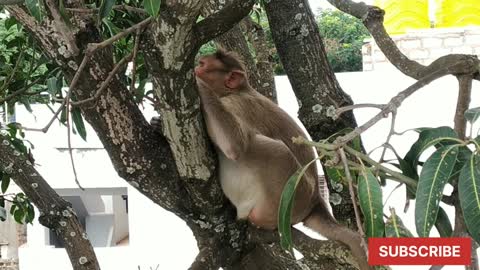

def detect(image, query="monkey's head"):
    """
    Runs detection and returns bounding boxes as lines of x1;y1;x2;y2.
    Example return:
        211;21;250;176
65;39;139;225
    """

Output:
194;49;249;94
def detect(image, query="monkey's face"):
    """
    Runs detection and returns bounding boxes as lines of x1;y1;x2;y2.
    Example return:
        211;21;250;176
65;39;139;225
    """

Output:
194;57;228;90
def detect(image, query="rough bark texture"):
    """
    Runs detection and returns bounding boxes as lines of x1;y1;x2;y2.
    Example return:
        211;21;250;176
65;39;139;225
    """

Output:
0;134;100;270
3;0;366;269
203;2;277;102
241;17;277;103
264;0;358;227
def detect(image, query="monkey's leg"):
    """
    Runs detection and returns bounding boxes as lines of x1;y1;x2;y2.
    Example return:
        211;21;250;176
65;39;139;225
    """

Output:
304;203;371;270
243;134;312;229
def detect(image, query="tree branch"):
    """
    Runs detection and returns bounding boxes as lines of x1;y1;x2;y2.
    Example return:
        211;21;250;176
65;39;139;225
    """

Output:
72;52;133;106
327;0;480;81
193;0;255;46
189;247;219;270
247;226;360;268
0;134;100;270
454;75;473;139
0;0;23;5
334;57;478;146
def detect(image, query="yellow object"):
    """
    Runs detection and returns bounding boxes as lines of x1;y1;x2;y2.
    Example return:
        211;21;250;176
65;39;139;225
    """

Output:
374;0;430;35
435;0;480;28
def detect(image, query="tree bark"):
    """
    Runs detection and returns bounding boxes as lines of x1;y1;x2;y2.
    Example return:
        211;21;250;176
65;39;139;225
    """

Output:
5;1;365;269
264;0;358;227
0;134;100;270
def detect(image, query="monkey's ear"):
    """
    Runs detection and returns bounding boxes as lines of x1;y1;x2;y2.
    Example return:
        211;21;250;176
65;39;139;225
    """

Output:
225;70;246;89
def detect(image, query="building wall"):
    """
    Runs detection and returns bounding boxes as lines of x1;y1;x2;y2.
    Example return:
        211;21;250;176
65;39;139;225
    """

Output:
362;27;480;71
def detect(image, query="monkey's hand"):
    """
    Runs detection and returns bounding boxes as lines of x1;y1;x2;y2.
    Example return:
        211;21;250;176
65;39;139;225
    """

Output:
150;116;163;132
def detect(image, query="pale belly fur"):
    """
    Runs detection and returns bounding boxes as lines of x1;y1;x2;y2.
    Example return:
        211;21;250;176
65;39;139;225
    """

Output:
218;152;262;219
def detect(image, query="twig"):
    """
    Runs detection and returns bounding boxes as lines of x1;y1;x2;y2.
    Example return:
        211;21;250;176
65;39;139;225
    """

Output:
338;148;368;254
91;17;152;52
0;67;60;104
23;53;91;133
72;52;133;106
21;18;152;131
66;101;83;190
130;29;141;94
344;145;417;187
379;110;397;163
383;182;403;206
335;103;385;118
334;59;477;147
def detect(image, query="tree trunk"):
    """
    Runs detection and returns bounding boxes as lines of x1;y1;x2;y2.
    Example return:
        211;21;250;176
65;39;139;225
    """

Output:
264;0;359;227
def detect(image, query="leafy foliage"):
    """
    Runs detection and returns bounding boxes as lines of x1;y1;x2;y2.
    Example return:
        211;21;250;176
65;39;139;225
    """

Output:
316;10;370;72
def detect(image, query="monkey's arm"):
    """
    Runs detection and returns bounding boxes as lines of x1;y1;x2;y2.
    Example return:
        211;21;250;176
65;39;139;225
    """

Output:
197;86;250;161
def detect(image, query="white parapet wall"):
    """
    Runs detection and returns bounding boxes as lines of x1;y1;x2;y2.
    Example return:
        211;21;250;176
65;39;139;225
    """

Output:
362;27;480;71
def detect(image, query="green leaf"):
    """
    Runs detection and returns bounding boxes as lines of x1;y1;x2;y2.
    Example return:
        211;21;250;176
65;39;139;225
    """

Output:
25;0;43;22
434;207;452;237
99;0;115;22
144;0;161;17
389;148;418;199
385;208;413;237
13;208;24;224
465;107;480;124
9;204;16;216
415;144;459;237
325;167;346;184
60;107;67;124
46;77;58;96
71;107;87;141
449;147;472;180
404;127;458;176
358;168;384;238
459;154;480;245
26;203;35;224
278;158;318;253
4;17;18;30
1;174;10;194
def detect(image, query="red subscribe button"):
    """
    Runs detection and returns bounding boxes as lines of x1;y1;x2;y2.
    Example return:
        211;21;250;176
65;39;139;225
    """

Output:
368;237;471;265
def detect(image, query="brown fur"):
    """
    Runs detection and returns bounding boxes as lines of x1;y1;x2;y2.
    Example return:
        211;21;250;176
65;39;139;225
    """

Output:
195;50;370;269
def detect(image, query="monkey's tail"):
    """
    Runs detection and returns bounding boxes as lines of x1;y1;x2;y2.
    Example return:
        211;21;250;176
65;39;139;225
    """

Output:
303;202;371;270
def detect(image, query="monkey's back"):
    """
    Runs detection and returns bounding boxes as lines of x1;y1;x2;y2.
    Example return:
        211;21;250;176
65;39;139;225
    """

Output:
221;90;319;197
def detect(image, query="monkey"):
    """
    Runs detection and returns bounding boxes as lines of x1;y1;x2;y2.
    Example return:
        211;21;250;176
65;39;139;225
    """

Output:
152;49;370;269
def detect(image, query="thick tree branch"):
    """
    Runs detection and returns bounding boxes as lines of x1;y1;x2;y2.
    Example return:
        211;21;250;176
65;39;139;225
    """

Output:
247;227;360;269
241;17;277;102
264;0;358;228
189;247;219;270
0;134;99;270
451;74;479;270
0;0;23;5
194;0;255;47
454;75;473;139
327;0;480;81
